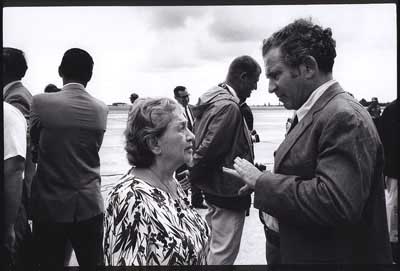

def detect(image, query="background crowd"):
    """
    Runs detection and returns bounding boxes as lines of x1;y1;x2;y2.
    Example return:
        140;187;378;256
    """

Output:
2;18;398;269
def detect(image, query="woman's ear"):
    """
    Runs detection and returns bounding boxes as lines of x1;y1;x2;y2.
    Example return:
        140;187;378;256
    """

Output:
147;137;162;155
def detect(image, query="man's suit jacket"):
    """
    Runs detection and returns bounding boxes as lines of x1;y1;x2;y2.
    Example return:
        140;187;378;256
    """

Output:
254;83;392;263
30;83;108;223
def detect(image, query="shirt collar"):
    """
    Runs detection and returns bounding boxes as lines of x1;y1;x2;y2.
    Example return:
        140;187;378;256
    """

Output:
225;83;239;100
296;79;336;122
62;82;85;90
3;80;21;96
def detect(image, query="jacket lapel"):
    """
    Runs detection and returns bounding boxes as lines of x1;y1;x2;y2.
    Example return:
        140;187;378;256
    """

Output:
274;83;345;170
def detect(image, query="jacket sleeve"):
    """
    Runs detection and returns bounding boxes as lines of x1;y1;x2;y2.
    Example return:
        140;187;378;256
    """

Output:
194;103;241;165
254;110;380;227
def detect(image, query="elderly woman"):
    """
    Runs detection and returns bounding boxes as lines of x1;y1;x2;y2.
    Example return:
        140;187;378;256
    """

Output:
104;97;209;266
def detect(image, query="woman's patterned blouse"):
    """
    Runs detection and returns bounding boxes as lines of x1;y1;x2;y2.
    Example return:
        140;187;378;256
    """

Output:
103;171;210;266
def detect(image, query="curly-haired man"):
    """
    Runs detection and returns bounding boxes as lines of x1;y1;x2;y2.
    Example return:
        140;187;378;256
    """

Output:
227;18;392;263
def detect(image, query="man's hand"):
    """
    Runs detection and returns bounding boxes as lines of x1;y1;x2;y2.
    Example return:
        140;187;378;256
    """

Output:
223;157;264;191
233;157;263;189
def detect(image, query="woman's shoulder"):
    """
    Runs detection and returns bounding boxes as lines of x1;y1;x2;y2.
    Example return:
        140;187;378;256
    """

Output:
107;171;155;200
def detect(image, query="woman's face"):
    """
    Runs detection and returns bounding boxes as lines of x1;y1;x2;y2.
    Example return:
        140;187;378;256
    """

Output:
158;110;195;168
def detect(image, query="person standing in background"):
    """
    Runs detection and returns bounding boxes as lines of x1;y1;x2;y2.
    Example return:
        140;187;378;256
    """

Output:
378;99;399;263
174;86;207;209
30;48;108;270
190;55;261;264
129;92;139;104
44;83;61;93
2;102;27;270
2;47;35;270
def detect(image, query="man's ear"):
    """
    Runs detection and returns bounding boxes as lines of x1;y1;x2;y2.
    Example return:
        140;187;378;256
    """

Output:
239;72;248;81
300;56;318;79
58;66;63;77
147;137;162;155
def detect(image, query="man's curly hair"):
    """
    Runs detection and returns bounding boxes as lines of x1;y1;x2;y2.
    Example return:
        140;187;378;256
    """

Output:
262;18;336;74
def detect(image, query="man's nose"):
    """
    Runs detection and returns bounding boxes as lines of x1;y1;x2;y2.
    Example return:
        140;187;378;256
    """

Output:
268;80;277;93
187;129;195;141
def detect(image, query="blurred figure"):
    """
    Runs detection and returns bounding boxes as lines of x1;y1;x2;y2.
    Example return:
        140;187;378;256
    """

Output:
104;97;209;265
367;97;381;127
129;92;139;104
190;55;261;265
227;18;392;263
367;97;382;119
2;47;35;270
174;86;206;209
30;48;108;270
2;102;27;271
378;99;399;263
44;83;61;93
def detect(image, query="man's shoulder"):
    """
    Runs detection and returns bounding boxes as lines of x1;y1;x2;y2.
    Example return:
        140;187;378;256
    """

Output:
4;102;26;122
5;83;32;101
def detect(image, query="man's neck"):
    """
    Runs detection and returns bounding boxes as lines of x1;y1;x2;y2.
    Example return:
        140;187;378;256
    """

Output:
63;79;87;87
311;73;333;91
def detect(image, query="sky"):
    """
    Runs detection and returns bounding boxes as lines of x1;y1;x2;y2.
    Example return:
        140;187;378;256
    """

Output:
3;4;397;105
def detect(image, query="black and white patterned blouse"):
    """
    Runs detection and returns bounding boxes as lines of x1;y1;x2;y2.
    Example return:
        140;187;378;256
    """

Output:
104;171;210;266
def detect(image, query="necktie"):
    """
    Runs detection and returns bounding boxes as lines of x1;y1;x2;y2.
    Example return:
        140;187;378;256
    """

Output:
287;115;298;134
185;106;193;131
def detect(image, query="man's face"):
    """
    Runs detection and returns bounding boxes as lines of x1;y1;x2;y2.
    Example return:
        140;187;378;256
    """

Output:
175;90;190;107
264;47;309;110
237;71;260;102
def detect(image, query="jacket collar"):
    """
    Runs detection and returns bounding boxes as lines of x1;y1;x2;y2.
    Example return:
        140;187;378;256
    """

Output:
3;80;23;96
274;82;345;170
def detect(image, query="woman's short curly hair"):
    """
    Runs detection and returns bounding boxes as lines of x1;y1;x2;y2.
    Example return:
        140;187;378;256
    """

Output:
262;18;336;74
124;97;181;168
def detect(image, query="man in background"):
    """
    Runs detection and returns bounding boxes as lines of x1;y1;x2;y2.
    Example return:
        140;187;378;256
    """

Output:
2;47;35;269
190;56;261;264
129;92;139;104
174;86;207;209
30;48;108;270
44;83;61;93
378;99;399;263
2;102;27;270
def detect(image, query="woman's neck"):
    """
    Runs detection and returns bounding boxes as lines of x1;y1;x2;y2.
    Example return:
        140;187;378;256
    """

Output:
148;160;175;183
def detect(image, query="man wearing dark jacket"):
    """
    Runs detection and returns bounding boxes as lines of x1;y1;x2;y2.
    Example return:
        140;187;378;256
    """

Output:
190;55;261;264
227;19;392;264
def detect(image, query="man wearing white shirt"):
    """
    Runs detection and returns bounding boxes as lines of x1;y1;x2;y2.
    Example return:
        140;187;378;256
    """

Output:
3;47;35;270
228;19;392;263
173;86;206;209
2;102;27;269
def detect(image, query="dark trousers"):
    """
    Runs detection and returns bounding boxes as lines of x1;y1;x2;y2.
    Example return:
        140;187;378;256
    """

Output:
191;184;204;206
259;211;281;264
33;214;104;271
264;226;281;264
